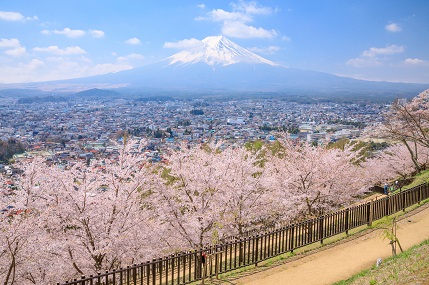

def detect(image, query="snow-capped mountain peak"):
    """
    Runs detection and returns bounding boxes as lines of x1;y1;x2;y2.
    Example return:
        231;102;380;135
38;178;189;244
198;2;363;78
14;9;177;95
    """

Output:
164;35;279;67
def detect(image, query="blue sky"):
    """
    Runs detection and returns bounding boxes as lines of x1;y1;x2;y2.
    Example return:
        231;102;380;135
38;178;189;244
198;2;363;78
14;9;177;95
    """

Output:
1;0;428;84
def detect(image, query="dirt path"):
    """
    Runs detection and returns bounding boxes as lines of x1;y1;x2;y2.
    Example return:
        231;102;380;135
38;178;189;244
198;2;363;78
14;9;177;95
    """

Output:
219;204;429;285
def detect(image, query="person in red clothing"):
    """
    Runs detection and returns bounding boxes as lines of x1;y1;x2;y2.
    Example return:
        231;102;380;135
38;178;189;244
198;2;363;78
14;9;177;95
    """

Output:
201;251;207;264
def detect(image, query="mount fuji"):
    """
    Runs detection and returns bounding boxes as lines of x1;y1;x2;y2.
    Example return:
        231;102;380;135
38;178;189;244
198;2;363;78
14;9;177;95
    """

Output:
54;35;290;92
4;36;429;97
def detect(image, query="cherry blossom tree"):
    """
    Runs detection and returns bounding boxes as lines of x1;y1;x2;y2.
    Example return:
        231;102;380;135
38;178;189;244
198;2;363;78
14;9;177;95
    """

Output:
361;143;429;186
38;140;161;278
216;145;278;236
0;210;29;285
1;140;164;284
376;89;429;172
152;142;227;249
266;139;369;220
153;142;279;249
0;159;56;285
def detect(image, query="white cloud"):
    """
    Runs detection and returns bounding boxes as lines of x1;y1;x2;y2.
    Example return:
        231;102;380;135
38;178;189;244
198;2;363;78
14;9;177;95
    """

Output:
282;35;291;41
33;45;86;55
198;1;278;39
89;29;105;38
4;46;26;56
43;28;104;39
0;11;37;21
0;38;21;48
53;28;86;38
248;45;280;54
0;56;134;83
163;38;204;49
197;4;206;9
222;21;277;38
0;11;24;21
0;59;45;83
0;51;139;83
404;58;426;65
28;58;45;68
125;37;141;45
209;9;252;23
347;45;406;67
346;57;382;67
385;23;402;32
0;38;26;57
361;45;405;57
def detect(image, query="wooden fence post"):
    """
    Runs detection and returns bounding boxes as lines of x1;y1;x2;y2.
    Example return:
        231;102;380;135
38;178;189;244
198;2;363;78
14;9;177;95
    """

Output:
146;261;150;285
133;264;137;285
419;185;422;204
319;217;324;245
151;259;156;285
155;259;160;285
345;208;349;235
290;225;295;253
255;235;259;266
367;200;373;227
215;251;219;280
202;257;206;285
386;194;390;216
308;220;313;244
239;239;243;266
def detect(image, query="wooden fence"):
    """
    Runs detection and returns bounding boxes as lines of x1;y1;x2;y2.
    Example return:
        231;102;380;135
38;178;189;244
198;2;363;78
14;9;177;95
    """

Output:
58;182;429;285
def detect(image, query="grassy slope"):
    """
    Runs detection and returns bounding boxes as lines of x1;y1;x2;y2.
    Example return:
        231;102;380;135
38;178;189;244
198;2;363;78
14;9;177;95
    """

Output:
403;170;429;189
332;239;429;285
333;170;429;285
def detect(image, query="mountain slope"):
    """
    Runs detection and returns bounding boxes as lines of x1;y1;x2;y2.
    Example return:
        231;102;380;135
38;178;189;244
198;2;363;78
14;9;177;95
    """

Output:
74;88;120;98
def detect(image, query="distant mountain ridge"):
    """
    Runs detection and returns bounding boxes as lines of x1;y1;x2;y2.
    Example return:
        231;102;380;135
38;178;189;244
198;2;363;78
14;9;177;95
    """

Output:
0;36;428;98
74;88;120;98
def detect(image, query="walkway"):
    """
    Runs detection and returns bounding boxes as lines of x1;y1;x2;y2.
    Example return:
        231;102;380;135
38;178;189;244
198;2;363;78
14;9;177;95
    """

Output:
215;203;429;285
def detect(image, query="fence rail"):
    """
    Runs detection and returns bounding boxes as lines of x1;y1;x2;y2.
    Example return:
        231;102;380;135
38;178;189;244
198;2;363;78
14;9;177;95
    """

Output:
59;183;429;285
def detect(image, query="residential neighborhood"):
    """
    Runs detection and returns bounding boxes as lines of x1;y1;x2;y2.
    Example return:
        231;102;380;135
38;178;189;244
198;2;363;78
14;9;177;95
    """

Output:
0;96;389;164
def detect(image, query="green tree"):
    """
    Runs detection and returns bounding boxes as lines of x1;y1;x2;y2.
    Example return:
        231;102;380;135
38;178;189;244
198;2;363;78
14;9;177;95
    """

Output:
0;139;26;163
190;109;204;115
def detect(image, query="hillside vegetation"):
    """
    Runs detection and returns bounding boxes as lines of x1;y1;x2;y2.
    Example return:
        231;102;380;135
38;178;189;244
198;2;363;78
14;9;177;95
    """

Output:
333;239;429;285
